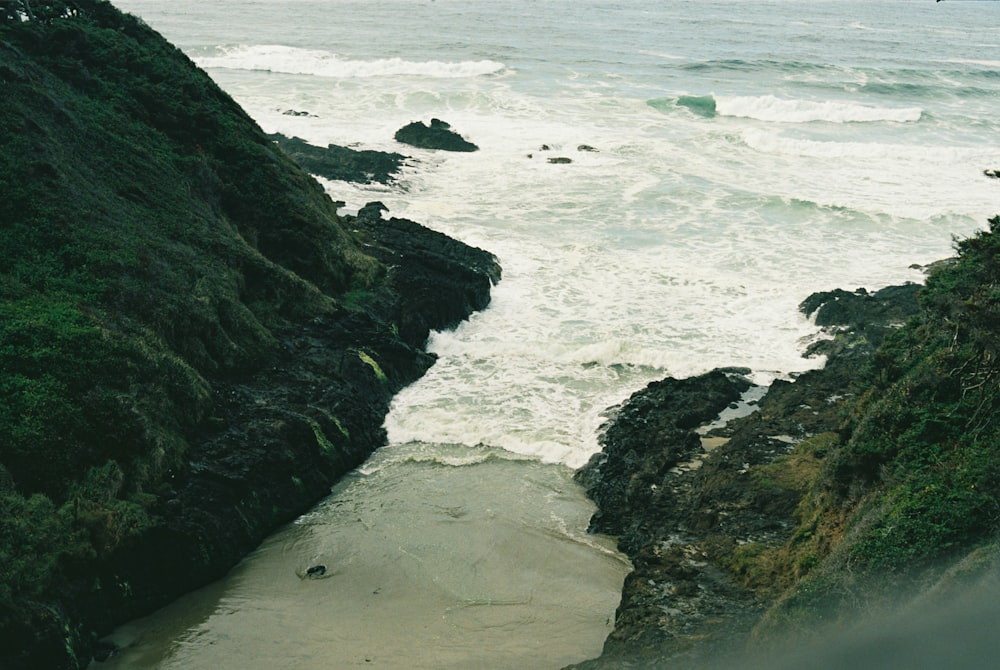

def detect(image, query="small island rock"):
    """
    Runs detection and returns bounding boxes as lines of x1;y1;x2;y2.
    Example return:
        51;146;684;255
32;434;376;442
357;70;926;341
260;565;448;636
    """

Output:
394;118;478;152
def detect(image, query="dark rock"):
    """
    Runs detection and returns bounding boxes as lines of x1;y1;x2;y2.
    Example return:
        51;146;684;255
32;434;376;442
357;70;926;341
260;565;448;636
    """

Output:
281;109;316;117
576;369;754;548
577;144;598;152
346;203;501;346
357;200;388;222
548;157;573;164
569;285;923;669
799;283;921;360
985;169;1000;179
306;565;327;578
800;283;919;331
269;133;406;184
393;118;478;152
92;640;118;663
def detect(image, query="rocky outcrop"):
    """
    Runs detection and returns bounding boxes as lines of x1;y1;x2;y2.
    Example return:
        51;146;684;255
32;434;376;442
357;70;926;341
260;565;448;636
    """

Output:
577;369;754;550
268;133;407;184
394;118;479;152
54;207;500;667
348;202;500;344
569;284;923;669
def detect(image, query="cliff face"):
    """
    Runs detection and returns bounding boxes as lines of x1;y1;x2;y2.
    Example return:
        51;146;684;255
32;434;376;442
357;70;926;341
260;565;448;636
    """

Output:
571;218;1000;668
0;3;499;667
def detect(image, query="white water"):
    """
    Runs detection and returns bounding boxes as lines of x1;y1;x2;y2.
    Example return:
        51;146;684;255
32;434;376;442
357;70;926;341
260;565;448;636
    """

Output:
104;0;1000;666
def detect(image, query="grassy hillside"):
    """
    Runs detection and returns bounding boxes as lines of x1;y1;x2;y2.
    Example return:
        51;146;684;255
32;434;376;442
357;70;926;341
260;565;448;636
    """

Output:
745;216;1000;636
0;2;457;665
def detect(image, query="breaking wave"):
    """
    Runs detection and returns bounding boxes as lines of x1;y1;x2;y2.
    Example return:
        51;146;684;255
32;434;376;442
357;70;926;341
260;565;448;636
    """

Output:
653;93;922;124
714;94;922;123
195;44;506;78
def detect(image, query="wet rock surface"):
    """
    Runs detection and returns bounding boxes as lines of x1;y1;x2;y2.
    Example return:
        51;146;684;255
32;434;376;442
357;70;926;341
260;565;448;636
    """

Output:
268;133;407;184
348;201;501;345
568;284;922;669
394;118;479;152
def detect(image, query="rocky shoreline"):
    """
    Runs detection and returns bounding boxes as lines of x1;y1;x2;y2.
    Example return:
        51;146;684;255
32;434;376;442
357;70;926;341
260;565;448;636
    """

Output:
23;206;500;668
568;283;924;669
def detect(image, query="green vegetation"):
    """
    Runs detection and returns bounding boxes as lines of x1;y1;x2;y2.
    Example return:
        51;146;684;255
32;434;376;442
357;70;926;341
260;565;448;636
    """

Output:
730;216;1000;635
357;350;389;384
834;216;1000;573
0;0;386;652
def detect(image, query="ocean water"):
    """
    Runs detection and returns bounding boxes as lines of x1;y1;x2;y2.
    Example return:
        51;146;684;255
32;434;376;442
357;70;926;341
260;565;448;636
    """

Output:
102;1;1000;667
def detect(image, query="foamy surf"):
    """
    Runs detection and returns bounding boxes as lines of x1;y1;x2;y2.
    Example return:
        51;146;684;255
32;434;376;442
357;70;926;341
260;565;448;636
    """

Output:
714;94;922;123
195;44;506;78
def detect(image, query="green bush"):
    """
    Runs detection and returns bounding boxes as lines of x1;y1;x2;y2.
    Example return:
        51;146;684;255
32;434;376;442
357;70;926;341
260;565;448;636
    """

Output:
825;217;1000;573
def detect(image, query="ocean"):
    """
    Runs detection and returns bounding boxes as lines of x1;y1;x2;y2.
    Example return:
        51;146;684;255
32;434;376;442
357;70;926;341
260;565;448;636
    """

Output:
101;1;1000;667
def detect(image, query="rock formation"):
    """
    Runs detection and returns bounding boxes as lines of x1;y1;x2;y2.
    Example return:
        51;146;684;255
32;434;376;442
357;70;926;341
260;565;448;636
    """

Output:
394;118;479;152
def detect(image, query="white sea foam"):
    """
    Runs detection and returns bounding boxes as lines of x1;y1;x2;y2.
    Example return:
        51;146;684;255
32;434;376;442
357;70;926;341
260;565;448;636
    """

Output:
115;0;998;471
195;44;506;78
715;94;923;123
944;58;1000;69
738;129;972;162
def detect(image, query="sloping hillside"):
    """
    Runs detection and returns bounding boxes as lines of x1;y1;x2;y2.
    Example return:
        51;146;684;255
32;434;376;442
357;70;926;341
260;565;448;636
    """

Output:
0;2;499;667
573;215;1000;668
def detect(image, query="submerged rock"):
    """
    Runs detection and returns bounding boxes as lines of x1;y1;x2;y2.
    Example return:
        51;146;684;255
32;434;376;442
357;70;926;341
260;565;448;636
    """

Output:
394;118;479;152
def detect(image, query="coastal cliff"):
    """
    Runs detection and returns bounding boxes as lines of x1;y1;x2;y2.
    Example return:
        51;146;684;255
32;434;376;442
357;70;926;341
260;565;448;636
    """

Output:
571;218;1000;668
0;3;498;667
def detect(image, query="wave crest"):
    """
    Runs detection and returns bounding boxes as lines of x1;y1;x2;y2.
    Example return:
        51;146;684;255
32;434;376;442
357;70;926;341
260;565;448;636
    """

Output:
195;44;506;79
715;94;922;123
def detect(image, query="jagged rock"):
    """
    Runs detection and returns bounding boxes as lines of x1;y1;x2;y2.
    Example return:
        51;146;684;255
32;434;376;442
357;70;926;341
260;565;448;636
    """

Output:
799;283;920;360
269;133;405;184
569;285;924;669
347;202;501;346
393;118;478;152
548;157;573;164
577;369;754;548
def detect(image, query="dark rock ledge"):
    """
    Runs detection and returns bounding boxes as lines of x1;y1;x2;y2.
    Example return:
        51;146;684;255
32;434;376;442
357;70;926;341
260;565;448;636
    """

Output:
267;133;408;185
567;284;921;669
66;206;500;666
